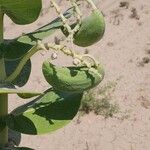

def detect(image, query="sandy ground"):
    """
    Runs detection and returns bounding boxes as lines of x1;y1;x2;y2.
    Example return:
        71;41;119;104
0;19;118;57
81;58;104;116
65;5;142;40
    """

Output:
4;0;150;149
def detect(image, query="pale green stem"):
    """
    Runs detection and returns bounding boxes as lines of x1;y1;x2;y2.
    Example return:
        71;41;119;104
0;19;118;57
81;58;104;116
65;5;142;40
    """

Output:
68;0;82;40
45;43;99;67
46;42;101;77
85;0;97;10
69;0;82;30
50;0;72;34
0;12;8;146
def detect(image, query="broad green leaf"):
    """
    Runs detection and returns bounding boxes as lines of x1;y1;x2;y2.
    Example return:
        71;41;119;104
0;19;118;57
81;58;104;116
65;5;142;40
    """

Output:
17;7;75;45
0;0;42;25
6;89;82;135
0;7;74;60
0;40;32;60
0;83;42;97
5;59;31;87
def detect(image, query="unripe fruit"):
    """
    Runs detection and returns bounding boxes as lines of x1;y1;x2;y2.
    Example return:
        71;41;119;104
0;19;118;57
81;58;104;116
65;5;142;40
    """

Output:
62;10;105;47
42;61;105;93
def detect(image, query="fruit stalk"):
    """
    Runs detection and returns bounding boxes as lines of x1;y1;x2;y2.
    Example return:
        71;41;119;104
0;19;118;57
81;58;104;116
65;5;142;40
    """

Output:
0;12;8;146
45;42;99;68
86;0;97;10
50;0;72;35
68;0;82;37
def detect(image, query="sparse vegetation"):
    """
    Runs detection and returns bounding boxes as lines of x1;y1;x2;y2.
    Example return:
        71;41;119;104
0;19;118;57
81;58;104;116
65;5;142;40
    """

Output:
137;56;150;67
79;80;119;118
119;1;129;9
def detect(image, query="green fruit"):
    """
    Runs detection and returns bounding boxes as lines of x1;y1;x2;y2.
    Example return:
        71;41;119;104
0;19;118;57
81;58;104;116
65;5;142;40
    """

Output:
62;10;105;47
42;61;105;93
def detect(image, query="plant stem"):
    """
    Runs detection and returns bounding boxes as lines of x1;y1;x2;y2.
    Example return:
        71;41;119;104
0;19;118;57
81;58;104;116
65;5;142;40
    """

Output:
50;0;72;34
0;12;3;43
0;58;6;80
0;12;6;81
0;94;8;146
0;12;8;146
86;0;97;10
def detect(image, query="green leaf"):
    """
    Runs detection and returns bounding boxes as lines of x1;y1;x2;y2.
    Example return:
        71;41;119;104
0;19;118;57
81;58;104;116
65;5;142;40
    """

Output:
5;59;31;87
17;7;74;45
0;7;74;60
6;89;82;135
0;83;42;97
0;0;42;25
0;40;33;60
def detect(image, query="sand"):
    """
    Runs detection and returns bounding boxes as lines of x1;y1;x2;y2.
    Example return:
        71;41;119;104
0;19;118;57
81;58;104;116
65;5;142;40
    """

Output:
4;0;150;149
